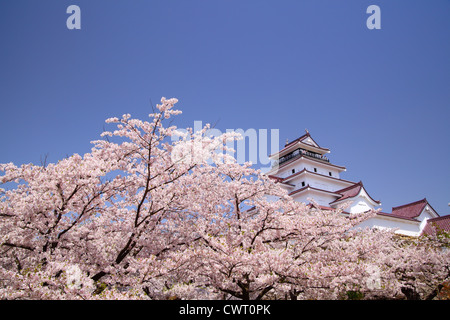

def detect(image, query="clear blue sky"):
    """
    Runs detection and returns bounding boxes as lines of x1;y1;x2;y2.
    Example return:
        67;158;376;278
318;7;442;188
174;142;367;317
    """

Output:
1;1;449;215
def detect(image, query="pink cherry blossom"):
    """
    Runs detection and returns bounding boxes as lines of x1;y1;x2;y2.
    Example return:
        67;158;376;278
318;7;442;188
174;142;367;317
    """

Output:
1;97;448;300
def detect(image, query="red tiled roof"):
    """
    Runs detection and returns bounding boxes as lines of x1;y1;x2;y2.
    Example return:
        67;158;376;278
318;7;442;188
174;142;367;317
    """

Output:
271;132;330;157
284;181;381;207
306;203;350;214
375;211;419;222
276;154;346;171
330;181;381;205
282;168;355;185
421;215;450;235
284;132;310;149
268;175;283;183
391;198;428;219
288;184;341;197
333;182;363;202
267;175;295;187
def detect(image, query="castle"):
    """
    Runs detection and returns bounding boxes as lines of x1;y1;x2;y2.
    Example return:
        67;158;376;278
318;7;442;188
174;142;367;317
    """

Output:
265;131;449;237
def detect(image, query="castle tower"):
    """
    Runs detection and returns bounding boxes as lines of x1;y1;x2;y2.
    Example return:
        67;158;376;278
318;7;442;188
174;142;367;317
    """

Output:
266;131;381;214
265;131;445;236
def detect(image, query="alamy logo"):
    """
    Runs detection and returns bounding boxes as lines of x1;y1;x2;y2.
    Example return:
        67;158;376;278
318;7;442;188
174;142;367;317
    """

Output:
171;121;279;172
66;5;81;30
366;5;381;30
65;5;380;31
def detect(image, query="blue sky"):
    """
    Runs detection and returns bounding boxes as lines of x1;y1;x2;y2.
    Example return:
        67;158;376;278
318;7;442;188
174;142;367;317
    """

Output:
1;0;449;215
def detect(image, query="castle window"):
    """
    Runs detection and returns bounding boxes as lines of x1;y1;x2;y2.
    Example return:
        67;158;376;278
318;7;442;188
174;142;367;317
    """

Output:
292;169;295;174
329;172;332;176
314;168;317;173
301;181;305;187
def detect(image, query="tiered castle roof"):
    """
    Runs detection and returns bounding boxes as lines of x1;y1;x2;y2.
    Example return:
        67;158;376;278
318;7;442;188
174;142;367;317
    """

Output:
266;131;448;236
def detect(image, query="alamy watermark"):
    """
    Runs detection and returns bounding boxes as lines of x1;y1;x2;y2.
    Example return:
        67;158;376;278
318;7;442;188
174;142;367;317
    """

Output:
66;5;81;30
171;121;279;172
66;5;381;31
367;5;381;30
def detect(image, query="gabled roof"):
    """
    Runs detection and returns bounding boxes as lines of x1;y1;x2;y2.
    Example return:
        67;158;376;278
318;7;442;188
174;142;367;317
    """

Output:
278;180;381;208
270;132;330;158
391;198;439;219
284;132;322;149
421;215;450;235
267;175;295;187
277;168;355;186
333;182;364;202
330;181;381;205
288;184;342;197
271;153;346;173
375;211;420;222
306;203;350;214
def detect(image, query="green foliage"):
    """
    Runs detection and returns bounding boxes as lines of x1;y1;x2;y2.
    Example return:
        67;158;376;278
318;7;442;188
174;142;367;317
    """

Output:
345;290;364;300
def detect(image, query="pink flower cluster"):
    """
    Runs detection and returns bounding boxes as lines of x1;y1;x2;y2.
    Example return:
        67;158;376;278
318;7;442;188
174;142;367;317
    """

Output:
1;98;448;300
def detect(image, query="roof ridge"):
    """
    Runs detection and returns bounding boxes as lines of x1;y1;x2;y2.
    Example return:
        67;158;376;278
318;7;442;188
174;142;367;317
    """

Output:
275;153;346;171
376;212;419;221
334;181;363;193
285;132;309;147
281;168;356;185
288;184;342;197
427;214;450;222
392;198;427;211
331;181;381;205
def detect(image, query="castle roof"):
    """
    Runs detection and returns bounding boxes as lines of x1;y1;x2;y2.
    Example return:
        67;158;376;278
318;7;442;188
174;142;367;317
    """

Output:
277;168;355;186
421;215;450;235
270;132;330;158
283;132;329;151
288;184;342;198
330;181;381;205
264;131;448;236
390;198;437;219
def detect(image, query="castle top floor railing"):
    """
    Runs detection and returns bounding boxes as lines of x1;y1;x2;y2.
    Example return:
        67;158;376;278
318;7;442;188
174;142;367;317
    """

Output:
273;148;330;167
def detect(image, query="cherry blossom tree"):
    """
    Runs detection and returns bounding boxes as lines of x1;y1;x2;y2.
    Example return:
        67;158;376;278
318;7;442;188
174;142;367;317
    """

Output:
163;196;398;300
1;97;448;300
0;97;234;299
371;231;450;300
